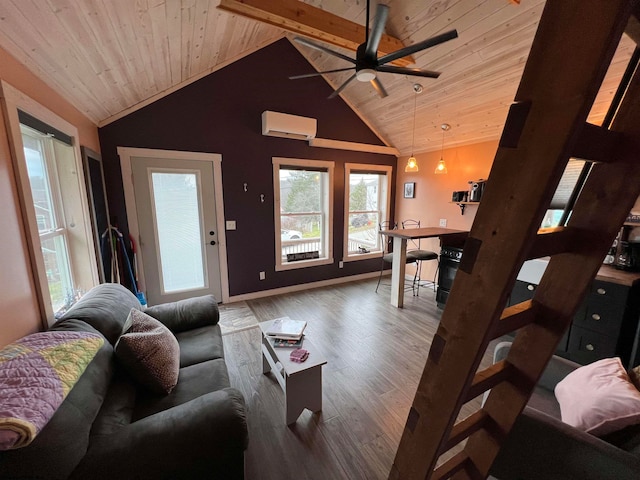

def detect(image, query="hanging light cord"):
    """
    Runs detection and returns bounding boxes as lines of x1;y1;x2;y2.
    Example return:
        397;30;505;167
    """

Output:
440;126;445;159
410;90;417;157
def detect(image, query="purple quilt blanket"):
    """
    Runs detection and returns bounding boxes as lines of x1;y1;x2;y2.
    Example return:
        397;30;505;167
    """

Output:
0;331;104;450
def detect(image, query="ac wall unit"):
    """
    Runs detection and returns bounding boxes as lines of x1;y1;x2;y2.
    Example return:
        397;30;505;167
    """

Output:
261;111;317;140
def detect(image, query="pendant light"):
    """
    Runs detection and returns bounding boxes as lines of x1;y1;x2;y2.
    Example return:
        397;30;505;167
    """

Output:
435;123;450;174
404;83;423;173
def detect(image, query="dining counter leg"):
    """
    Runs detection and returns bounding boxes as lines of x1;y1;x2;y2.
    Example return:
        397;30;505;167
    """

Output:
391;237;408;308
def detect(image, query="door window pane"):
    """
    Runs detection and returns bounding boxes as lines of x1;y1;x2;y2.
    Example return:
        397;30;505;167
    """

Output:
151;172;205;293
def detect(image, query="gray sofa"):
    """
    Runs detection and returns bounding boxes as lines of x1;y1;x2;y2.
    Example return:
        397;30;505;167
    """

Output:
0;283;248;480
489;341;640;480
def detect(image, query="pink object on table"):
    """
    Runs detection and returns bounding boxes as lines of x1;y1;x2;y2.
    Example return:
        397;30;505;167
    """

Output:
290;348;309;363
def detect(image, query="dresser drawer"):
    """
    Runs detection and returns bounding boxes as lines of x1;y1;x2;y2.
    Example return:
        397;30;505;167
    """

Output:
572;281;628;334
589;280;629;307
567;324;618;365
573;301;625;334
510;280;536;305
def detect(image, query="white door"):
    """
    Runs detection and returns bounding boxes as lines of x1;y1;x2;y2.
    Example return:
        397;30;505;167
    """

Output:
131;156;222;305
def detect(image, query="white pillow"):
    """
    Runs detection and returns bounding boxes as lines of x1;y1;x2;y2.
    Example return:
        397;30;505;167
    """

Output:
555;357;640;436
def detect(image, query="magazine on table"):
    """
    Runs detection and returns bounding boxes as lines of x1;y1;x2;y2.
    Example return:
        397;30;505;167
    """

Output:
266;316;307;340
271;336;304;348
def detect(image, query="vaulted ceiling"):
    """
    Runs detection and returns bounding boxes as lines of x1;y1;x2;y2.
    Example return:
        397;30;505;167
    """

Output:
0;0;635;156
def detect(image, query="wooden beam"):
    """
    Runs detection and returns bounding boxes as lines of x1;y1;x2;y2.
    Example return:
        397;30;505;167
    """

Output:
217;0;414;67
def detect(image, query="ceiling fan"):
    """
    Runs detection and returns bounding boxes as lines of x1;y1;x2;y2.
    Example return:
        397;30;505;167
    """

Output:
289;0;458;99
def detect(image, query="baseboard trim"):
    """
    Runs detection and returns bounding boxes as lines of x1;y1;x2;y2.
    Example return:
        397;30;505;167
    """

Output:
227;270;390;303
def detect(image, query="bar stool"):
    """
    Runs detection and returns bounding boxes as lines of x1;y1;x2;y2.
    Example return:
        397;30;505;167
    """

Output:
401;219;439;295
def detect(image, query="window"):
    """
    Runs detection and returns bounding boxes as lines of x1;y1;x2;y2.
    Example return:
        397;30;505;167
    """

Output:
343;163;392;261
542;158;587;228
273;158;334;270
1;79;99;325
21;125;75;314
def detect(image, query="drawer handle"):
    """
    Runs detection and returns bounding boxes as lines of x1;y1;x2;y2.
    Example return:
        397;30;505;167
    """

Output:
527;284;535;291
586;344;595;351
596;288;606;295
591;314;601;321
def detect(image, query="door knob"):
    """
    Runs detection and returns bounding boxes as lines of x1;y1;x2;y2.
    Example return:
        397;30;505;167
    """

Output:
210;240;216;245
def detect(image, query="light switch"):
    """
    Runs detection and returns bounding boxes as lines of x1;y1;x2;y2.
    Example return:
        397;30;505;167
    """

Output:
226;220;237;230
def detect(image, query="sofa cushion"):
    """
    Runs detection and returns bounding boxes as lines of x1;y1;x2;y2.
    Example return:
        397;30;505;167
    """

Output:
175;324;224;368
57;283;142;345
145;294;219;333
555;357;640;436
115;309;180;395
132;358;230;421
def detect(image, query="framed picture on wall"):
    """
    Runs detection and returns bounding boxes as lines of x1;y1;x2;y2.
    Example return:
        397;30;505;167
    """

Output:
404;182;415;199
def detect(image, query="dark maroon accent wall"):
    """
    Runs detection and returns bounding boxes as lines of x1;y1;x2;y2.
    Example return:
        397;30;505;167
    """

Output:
99;38;397;297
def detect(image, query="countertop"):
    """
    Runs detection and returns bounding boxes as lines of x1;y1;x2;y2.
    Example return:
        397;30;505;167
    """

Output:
518;258;640;287
596;264;640;287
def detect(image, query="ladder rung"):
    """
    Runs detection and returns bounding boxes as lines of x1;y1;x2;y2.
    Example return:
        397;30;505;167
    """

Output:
464;361;513;403
626;8;640;44
528;226;576;259
442;410;488;452
432;451;470;480
572;123;623;163
491;300;535;338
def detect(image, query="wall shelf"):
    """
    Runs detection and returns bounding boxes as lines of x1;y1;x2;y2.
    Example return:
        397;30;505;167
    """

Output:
450;201;480;215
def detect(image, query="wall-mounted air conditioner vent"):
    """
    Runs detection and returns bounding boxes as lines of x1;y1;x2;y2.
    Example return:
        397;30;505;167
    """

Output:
261;111;317;140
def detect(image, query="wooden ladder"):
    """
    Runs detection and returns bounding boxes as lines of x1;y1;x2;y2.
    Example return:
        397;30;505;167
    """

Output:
390;1;640;479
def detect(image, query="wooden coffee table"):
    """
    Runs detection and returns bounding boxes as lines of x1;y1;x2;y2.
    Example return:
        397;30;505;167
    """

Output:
259;320;327;425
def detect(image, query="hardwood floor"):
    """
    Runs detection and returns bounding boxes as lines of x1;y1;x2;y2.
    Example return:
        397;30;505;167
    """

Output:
222;278;499;480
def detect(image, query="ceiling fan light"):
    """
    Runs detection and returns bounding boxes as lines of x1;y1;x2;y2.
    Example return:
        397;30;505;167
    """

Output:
356;68;376;82
435;158;448;174
405;156;419;173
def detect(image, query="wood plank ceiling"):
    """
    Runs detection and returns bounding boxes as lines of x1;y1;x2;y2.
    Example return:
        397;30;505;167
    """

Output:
0;0;634;156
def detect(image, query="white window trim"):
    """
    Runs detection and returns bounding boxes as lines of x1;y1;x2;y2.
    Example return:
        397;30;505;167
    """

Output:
0;80;98;325
343;163;393;262
273;157;334;271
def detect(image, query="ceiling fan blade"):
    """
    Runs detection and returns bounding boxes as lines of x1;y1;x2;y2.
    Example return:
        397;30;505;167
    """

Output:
289;67;356;80
293;36;356;64
370;77;388;98
378;29;458;66
377;65;441;78
328;73;357;99
365;4;389;58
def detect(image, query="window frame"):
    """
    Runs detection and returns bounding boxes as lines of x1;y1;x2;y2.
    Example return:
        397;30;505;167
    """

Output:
273;157;334;271
343;163;392;262
1;80;98;325
21;124;76;313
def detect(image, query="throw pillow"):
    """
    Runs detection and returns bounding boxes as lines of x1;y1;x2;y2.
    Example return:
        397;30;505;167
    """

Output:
555;357;640;436
115;309;179;395
628;365;640;392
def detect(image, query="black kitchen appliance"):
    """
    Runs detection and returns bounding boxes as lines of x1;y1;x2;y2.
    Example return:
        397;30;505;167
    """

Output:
452;191;468;202
468;179;487;202
436;246;464;308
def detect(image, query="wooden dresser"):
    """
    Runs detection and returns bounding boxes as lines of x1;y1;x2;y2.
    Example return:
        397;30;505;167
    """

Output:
509;265;640;368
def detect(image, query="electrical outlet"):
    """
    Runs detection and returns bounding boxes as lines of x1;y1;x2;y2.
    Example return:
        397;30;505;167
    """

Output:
339;261;344;268
439;218;447;227
226;220;236;230
259;271;265;280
